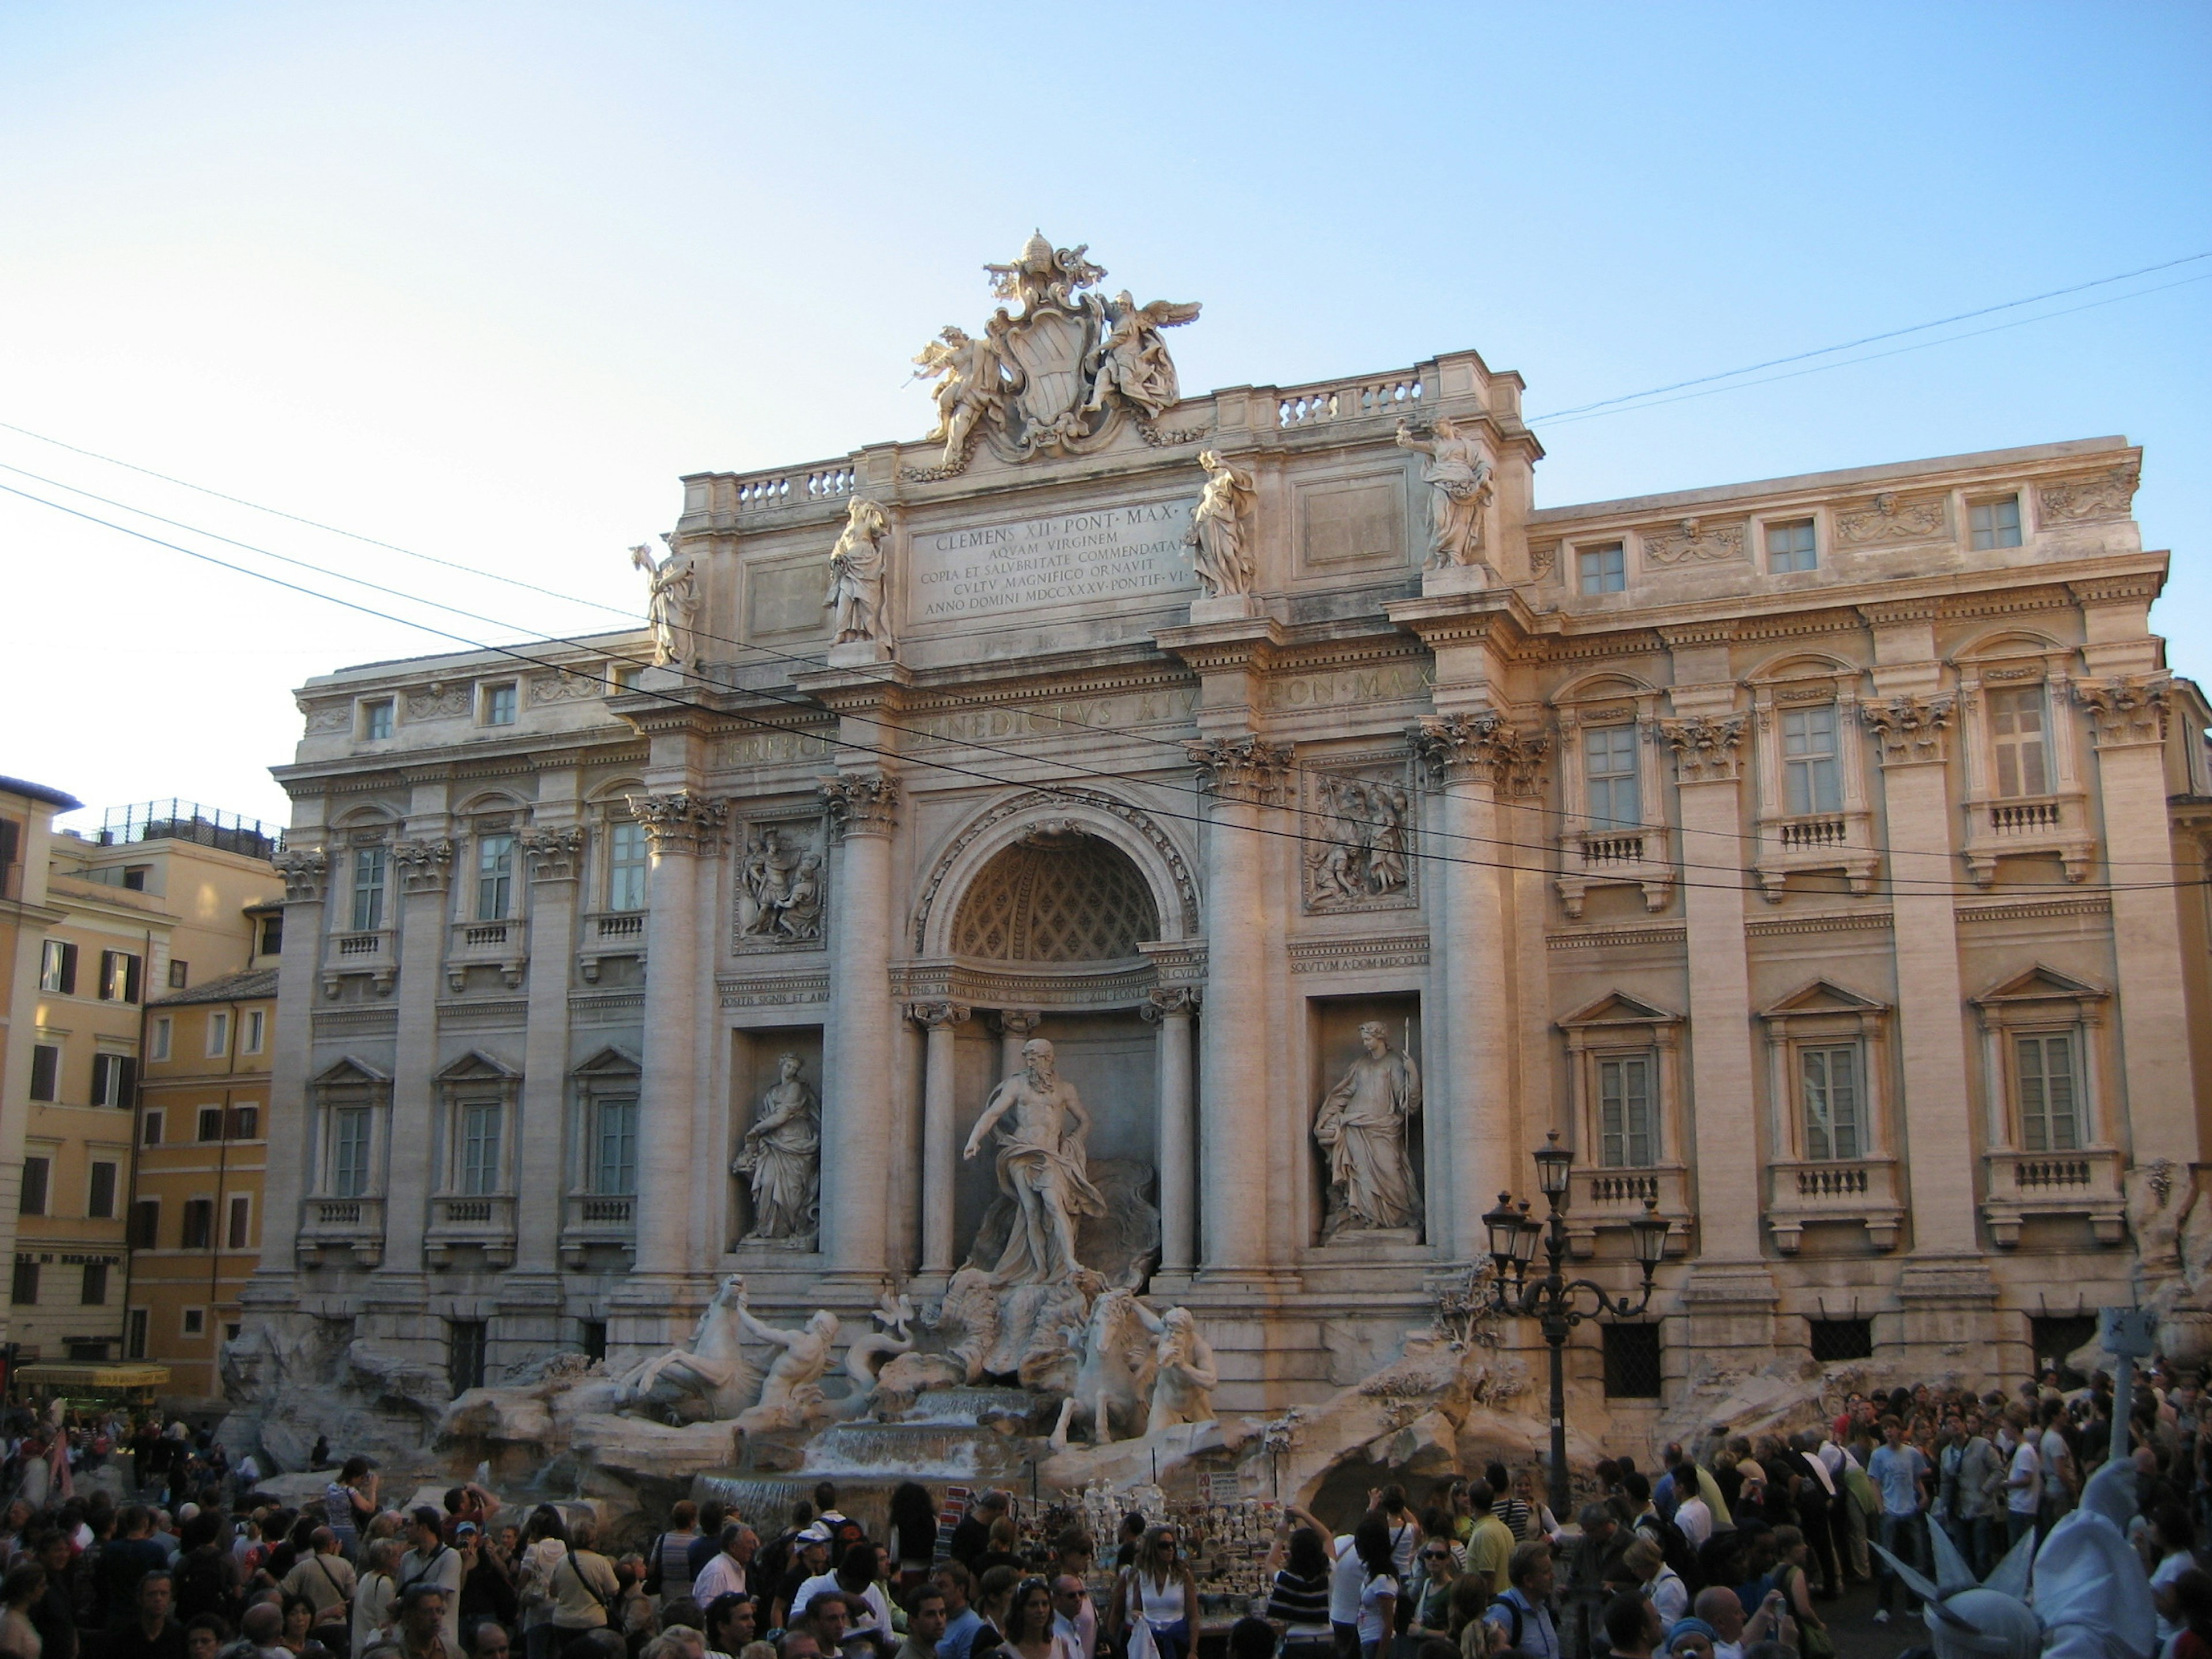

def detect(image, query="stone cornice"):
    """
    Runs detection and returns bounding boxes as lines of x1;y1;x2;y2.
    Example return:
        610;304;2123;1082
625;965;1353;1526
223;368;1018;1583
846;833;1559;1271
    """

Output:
1153;615;1287;676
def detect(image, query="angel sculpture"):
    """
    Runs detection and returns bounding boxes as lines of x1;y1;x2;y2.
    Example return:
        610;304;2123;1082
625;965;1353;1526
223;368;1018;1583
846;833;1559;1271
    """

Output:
911;321;1007;469
823;499;892;647
630;535;699;667
1082;290;1201;419
1182;450;1256;598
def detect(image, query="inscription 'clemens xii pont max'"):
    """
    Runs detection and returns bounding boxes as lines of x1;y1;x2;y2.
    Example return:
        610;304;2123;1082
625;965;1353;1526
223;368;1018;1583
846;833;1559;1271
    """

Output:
911;501;1194;622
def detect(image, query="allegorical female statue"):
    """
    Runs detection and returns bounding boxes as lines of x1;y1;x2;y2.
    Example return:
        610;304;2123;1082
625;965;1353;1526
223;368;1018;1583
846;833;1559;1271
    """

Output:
630;536;700;666
1183;450;1256;597
1313;1022;1423;1234
734;1054;820;1243
1395;417;1493;569
824;498;892;646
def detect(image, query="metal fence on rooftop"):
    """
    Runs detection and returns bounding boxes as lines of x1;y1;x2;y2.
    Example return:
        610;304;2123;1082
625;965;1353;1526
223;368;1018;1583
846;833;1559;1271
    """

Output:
97;800;285;859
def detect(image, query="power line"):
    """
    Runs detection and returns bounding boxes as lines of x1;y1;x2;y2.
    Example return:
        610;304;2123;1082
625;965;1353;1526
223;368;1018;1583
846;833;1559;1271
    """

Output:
1;416;2190;874
1523;250;2212;422
5;476;2205;902
3;457;2191;888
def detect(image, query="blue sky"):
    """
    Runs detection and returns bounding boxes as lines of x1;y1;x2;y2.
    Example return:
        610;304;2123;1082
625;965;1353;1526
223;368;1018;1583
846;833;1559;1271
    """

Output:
3;1;2207;826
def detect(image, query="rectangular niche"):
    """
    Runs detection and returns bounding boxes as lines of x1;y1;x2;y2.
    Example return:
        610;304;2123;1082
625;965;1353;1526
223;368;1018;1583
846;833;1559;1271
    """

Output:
1307;993;1424;1247
745;558;831;641
728;1025;824;1251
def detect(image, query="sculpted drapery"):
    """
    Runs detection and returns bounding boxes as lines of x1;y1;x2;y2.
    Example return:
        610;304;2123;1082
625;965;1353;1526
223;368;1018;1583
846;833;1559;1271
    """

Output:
1314;1022;1423;1232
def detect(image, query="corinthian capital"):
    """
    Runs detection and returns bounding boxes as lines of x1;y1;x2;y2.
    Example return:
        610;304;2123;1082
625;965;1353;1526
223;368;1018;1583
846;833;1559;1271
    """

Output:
626;791;729;857
521;825;586;881
1185;734;1293;806
1658;714;1748;784
1859;695;1956;767
907;1000;971;1031
1414;713;1550;795
392;839;455;892
1142;986;1200;1022
2075;675;2171;748
272;849;328;904
819;772;902;839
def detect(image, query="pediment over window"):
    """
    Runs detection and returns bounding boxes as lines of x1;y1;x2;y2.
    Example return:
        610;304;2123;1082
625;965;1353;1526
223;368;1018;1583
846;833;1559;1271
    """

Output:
436;1049;521;1083
311;1056;391;1087
1974;964;2108;1007
1759;979;1889;1020
572;1045;642;1079
1558;990;1681;1032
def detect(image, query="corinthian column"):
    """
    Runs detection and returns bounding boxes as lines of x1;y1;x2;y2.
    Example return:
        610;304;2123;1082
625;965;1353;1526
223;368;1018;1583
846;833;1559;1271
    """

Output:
382;836;454;1281
250;847;328;1306
625;791;726;1288
1414;713;1543;1259
908;999;969;1279
513;824;582;1279
995;1009;1044;1078
1186;736;1290;1278
1142;987;1199;1275
820;772;901;1282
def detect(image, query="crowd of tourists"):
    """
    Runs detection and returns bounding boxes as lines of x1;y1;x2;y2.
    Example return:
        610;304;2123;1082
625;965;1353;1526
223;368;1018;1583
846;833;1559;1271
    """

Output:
0;1368;2206;1659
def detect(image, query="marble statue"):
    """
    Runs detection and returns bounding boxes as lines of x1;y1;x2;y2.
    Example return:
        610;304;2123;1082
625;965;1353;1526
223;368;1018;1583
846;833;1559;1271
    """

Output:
1310;778;1410;905
913;323;1009;471
738;829;824;943
1050;1287;1161;1448
1395;418;1493;568
630;535;699;667
1084;291;1201;419
732;1290;841;1434
1314;1022;1423;1234
962;1037;1108;1285
734;1054;820;1244
912;234;1202;468
1183;450;1257;598
1147;1307;1219;1429
824;499;892;646
611;1274;757;1421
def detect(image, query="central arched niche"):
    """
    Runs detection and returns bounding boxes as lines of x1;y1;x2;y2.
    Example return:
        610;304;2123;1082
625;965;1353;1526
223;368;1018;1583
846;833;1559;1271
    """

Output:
944;827;1163;1279
950;829;1160;963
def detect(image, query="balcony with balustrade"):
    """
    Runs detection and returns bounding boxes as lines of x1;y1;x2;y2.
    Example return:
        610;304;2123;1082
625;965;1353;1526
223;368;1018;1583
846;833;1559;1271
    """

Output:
320;926;396;999
425;1193;517;1267
1960;791;2094;885
1555;827;1676;919
297;1195;386;1267
1564;1165;1693;1259
1981;1147;2124;1247
578;910;646;984
1752;808;1880;900
560;1192;637;1268
1764;1157;1905;1254
445;917;529;991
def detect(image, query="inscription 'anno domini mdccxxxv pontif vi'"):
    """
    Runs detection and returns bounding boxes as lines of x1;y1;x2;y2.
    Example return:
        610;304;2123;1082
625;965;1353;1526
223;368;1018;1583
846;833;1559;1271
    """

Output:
911;501;1194;622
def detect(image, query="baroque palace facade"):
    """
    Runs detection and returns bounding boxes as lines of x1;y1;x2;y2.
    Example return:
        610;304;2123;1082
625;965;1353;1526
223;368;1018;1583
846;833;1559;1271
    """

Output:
248;239;2212;1417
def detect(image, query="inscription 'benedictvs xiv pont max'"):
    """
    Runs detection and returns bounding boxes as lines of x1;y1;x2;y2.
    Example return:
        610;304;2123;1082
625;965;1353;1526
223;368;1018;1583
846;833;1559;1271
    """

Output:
239;232;2212;1464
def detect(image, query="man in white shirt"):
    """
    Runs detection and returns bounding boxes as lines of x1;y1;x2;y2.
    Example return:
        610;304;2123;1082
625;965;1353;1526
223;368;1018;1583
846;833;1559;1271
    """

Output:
1051;1576;1097;1659
790;1544;893;1655
692;1524;757;1605
2037;1404;2075;1533
2001;1414;2041;1548
1673;1486;1713;1550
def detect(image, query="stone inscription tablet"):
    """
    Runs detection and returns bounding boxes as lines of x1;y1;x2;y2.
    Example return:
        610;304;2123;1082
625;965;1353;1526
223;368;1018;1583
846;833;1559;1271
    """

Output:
912;499;1195;623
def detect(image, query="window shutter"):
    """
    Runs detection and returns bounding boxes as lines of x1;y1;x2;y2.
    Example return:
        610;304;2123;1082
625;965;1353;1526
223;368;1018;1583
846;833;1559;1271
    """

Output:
123;954;142;1005
90;1054;111;1106
29;1046;58;1103
58;943;77;995
116;1056;137;1105
98;950;116;1000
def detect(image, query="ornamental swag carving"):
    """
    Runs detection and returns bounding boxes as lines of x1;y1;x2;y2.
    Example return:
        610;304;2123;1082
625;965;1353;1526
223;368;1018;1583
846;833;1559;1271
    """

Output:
1641;518;1746;568
1836;492;1948;547
1858;695;1956;766
2037;465;2139;525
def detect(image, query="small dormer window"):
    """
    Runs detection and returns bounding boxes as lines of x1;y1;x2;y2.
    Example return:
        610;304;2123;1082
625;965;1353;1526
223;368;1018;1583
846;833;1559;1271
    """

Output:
1969;495;2023;550
362;699;395;740
1766;518;1817;573
1578;543;1626;594
483;683;518;726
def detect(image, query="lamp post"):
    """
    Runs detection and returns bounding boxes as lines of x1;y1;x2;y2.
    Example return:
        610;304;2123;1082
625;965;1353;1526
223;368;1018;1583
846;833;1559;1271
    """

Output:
1483;1131;1670;1521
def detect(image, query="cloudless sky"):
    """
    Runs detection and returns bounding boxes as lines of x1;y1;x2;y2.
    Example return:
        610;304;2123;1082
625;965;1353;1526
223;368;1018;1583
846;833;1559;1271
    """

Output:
3;1;2207;831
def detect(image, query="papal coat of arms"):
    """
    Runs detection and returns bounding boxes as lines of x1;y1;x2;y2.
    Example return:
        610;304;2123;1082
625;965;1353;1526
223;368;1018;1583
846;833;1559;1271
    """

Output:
908;232;1201;476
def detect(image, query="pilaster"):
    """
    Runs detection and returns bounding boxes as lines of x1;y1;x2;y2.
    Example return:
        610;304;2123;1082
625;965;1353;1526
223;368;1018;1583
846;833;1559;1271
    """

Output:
2077;675;2196;1165
1142;987;1199;1279
252;844;328;1306
375;830;452;1304
509;790;582;1321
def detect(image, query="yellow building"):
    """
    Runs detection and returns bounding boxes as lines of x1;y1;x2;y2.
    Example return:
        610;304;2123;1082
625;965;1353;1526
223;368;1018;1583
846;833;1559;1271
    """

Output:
0;777;85;1370
131;967;277;1398
12;802;281;1368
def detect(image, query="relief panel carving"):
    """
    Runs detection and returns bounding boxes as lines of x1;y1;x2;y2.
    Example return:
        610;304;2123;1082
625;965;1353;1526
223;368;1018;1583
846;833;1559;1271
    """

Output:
2037;465;2139;525
1302;753;1418;915
1639;517;1747;568
733;816;829;950
1835;491;1949;547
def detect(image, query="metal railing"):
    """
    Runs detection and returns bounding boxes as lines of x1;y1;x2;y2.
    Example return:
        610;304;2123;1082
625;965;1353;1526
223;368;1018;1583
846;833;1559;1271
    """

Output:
96;800;284;859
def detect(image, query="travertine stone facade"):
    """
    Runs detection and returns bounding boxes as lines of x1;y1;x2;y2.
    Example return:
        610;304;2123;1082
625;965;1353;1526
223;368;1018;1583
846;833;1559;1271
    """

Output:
252;274;2212;1415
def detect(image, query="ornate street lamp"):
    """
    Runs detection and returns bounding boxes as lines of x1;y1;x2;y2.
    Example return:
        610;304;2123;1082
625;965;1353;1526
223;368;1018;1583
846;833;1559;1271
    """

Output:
1484;1130;1669;1519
